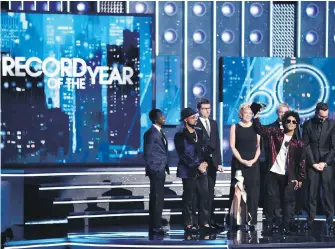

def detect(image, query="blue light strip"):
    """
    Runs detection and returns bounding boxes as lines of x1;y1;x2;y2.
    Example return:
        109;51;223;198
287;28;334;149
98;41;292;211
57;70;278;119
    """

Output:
269;1;273;57
212;1;217;120
326;0;329;57
297;1;301;57
184;1;188;108
241;1;245;57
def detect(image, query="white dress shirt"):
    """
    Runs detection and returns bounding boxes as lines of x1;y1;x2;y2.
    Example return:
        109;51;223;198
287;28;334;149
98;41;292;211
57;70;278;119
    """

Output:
199;117;211;136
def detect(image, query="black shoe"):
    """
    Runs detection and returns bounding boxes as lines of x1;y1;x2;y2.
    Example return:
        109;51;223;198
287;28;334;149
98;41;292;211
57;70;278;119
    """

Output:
200;225;215;233
304;220;313;230
184;225;199;234
290;223;300;232
262;225;273;236
248;225;256;231
152;227;168;235
326;220;334;231
281;227;291;236
211;223;225;230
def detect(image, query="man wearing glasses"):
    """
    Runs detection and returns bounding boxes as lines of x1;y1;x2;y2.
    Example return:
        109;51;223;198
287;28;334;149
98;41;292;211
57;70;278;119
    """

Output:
302;102;335;230
194;99;224;229
253;109;306;235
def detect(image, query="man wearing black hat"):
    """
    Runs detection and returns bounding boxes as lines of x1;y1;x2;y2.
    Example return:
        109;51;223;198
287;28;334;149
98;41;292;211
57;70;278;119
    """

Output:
174;107;212;233
144;109;170;235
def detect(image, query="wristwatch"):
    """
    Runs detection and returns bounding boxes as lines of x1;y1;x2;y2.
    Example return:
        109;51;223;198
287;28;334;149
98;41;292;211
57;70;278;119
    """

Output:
324;163;328;168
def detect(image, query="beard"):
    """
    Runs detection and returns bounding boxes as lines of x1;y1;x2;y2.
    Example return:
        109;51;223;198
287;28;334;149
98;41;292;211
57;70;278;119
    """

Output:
187;121;197;128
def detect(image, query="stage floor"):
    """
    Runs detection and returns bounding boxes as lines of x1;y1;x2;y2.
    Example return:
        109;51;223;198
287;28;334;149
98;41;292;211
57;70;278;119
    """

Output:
3;221;335;249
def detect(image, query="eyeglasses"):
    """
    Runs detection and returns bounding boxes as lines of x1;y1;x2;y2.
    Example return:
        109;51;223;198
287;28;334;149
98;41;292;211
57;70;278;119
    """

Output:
286;119;297;125
188;115;198;120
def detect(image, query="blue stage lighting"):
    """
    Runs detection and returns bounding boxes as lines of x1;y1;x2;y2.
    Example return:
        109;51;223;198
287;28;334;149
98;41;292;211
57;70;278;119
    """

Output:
193;2;206;16
306;3;319;18
221;2;235;17
193;30;206;44
193;83;206;98
305;31;318;45
164;2;177;16
250;3;263;17
249;30;263;44
135;1;148;13
221;30;234;44
164;29;178;43
192;56;206;71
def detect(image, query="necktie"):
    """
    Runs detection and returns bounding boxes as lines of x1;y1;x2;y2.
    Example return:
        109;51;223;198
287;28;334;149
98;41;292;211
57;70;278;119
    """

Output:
160;129;167;147
205;120;210;137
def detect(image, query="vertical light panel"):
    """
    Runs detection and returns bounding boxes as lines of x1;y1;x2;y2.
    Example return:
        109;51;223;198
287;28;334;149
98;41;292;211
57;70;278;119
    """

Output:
244;1;271;57
187;1;213;109
36;1;48;11
300;1;326;57
10;1;23;10
184;1;188;108
328;1;335;57
213;1;217;120
23;1;34;11
158;1;184;119
216;1;242;158
272;2;297;57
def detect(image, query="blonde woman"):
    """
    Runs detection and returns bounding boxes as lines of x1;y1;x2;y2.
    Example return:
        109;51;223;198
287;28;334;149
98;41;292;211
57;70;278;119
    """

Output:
229;103;261;230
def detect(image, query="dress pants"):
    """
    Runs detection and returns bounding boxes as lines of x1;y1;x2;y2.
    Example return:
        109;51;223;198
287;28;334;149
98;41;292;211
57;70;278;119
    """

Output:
148;171;166;229
307;166;334;221
192;166;217;225
266;172;296;228
182;174;209;226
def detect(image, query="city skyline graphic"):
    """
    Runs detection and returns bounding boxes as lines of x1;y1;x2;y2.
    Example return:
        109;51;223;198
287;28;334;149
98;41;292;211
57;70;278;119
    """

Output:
1;12;153;165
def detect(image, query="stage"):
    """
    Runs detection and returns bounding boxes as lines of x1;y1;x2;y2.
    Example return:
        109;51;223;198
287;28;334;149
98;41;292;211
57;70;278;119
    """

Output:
3;221;335;249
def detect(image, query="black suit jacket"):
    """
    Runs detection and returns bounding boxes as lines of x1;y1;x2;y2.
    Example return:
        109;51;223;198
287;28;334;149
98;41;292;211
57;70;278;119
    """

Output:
302;118;335;167
143;126;169;175
196;118;222;170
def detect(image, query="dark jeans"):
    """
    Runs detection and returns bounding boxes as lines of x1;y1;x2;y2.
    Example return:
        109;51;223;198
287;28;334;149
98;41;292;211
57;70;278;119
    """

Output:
148;171;166;229
182;174;209;226
266;172;296;228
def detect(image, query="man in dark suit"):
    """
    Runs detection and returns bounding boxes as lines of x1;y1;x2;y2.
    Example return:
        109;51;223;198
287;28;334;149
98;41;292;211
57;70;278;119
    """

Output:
144;109;170;234
194;99;224;229
302;102;335;230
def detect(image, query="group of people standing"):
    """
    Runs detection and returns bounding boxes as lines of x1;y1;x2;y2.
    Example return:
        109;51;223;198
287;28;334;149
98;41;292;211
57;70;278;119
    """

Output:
143;99;335;236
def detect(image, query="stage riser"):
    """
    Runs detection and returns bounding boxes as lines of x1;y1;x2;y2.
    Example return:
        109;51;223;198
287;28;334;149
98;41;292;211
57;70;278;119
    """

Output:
25;186;231;221
11;172;232;223
22;172;231;185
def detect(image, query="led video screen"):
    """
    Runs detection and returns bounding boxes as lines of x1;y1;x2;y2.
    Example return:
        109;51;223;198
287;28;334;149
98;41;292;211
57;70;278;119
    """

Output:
1;11;154;165
222;57;335;164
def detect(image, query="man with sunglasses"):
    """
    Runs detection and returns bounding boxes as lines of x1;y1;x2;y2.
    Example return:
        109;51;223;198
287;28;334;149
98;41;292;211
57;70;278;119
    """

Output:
174;108;213;233
253;110;306;235
302;102;335;230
